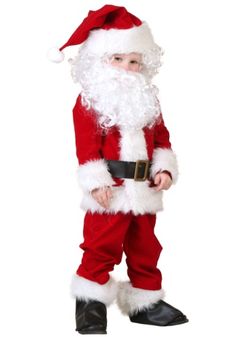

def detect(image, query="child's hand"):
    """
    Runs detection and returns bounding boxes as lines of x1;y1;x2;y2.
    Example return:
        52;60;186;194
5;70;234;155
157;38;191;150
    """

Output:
154;172;172;191
91;187;113;208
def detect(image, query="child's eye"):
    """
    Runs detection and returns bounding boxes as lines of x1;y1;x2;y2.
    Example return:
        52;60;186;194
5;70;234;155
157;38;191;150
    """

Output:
114;56;123;62
130;60;139;64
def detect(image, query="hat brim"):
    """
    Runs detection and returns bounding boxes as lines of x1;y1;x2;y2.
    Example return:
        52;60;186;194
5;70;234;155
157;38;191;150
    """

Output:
83;23;156;56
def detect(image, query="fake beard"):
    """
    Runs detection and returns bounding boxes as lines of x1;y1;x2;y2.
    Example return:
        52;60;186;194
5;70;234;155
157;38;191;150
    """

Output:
71;55;161;130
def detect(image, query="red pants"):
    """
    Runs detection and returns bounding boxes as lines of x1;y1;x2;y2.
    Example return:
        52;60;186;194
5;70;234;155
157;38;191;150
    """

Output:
77;212;163;290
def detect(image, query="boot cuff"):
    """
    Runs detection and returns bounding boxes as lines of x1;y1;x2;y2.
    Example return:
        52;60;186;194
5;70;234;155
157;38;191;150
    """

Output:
117;281;165;315
71;274;118;306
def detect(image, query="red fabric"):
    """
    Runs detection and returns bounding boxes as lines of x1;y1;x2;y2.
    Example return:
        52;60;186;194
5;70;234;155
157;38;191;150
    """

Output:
77;212;162;290
73;95;172;186
60;5;142;51
72;97;103;164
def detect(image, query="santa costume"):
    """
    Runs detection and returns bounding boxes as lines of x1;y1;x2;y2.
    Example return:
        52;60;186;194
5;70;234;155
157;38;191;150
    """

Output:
49;4;188;334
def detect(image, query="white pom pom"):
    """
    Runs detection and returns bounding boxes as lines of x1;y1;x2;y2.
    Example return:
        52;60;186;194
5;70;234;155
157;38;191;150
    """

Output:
47;47;65;63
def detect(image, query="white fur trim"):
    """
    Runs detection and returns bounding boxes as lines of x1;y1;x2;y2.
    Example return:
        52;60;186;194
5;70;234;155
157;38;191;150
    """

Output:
117;282;164;315
83;23;156;56
119;128;148;161
150;148;178;184
77;159;114;192
118;128;163;214
71;275;118;306
80;185;163;215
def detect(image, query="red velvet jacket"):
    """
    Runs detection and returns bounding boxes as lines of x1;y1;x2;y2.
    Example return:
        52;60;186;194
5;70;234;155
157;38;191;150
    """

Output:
73;95;178;215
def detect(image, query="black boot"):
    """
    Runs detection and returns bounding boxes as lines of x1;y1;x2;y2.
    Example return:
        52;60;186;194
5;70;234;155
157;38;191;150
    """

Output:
75;299;107;334
130;300;188;326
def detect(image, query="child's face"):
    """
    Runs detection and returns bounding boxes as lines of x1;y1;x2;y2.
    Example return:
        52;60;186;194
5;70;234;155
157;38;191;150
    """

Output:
110;53;142;73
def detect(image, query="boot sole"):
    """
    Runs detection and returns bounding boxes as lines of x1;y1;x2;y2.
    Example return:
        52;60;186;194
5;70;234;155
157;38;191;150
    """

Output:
77;330;107;335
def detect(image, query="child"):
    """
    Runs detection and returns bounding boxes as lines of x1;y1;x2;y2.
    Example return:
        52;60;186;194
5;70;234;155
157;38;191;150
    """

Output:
49;4;188;334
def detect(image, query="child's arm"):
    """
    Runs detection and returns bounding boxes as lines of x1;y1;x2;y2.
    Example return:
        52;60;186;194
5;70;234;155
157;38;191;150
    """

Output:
73;95;114;196
150;115;179;186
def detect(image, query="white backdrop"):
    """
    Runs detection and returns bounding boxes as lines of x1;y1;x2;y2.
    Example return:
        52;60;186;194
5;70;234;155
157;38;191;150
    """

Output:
0;0;236;336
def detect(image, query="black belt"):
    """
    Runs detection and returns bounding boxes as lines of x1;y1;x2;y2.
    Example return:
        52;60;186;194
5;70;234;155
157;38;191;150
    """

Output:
106;160;150;181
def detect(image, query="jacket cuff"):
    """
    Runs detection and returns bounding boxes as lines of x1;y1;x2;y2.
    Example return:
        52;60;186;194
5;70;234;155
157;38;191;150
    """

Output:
77;159;114;192
150;148;178;184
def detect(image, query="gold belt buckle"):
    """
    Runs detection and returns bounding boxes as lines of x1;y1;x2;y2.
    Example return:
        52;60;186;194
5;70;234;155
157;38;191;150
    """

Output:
134;160;150;181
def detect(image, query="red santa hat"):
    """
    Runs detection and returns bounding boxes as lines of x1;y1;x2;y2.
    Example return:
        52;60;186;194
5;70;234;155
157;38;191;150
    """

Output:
48;4;156;63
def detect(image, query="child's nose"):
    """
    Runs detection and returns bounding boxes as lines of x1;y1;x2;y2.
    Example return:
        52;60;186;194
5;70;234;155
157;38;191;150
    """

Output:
122;62;130;71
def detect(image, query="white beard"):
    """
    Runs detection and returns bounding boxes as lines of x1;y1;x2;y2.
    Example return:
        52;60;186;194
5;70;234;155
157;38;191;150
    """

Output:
71;54;161;130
